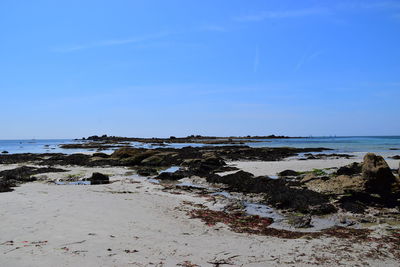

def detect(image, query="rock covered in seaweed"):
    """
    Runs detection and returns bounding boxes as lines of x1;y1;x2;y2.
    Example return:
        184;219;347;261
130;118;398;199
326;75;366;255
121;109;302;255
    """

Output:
362;153;397;195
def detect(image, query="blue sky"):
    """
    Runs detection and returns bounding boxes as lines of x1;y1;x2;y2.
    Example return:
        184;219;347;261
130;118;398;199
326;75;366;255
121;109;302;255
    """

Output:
1;0;399;139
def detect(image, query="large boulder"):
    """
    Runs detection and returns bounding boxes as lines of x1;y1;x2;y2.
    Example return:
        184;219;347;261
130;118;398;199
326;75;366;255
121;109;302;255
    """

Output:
362;153;397;195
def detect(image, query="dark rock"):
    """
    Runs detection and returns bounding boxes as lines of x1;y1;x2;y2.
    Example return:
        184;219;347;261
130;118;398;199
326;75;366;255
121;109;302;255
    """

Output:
290;215;312;228
206;171;270;193
136;167;158;176
87;172;109;185
92;152;110;158
111;147;141;159
340;200;367;214
389;155;400;160
278;170;299;177
310;203;337;215
156;171;186;180
264;179;333;214
336;162;362;176
0;166;66;183
0;153;47;164
183;155;226;176
63;154;91;165
1;151;9;154
0;179;14;192
140;152;177;166
362;153;397;195
120;151;158;166
205;170;334;214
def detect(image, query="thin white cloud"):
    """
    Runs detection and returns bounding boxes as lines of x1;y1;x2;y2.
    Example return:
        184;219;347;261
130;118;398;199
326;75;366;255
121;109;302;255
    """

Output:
253;45;260;73
295;50;323;72
235;8;329;22
52;31;171;52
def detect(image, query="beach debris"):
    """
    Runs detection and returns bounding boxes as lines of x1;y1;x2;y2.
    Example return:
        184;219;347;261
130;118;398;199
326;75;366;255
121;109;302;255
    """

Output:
207;255;239;266
177;261;200;267
55;181;91;185
0;241;14;246
304;153;354;160
189;209;273;232
124;249;138;253
4;246;21;254
60;240;86;246
3;240;48;254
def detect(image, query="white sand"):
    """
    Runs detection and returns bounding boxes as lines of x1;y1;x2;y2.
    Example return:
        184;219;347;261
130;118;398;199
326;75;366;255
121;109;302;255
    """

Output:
0;165;399;266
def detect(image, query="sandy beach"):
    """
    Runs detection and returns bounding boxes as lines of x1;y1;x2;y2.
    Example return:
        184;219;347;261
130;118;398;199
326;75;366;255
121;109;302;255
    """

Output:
1;155;399;266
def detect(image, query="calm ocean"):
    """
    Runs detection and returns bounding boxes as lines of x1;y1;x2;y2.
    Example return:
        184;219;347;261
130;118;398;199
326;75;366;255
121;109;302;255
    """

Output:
0;136;399;155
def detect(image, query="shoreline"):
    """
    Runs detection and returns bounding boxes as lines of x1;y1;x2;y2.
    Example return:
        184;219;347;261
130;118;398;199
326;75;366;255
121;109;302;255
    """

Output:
1;144;399;266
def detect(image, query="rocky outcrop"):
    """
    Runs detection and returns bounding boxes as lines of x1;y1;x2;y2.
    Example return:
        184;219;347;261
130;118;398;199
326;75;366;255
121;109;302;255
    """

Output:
362;153;397;195
111;147;142;159
0;166;66;183
0;166;67;193
336;162;362;176
205;171;335;214
304;175;365;195
182;155;226;176
206;171;265;192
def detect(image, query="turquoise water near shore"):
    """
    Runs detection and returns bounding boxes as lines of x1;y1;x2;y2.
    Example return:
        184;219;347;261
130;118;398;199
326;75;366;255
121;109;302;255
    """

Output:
0;136;399;154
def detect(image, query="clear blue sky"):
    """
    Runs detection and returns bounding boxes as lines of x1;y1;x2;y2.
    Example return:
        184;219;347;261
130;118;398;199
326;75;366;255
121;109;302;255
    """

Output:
1;0;399;139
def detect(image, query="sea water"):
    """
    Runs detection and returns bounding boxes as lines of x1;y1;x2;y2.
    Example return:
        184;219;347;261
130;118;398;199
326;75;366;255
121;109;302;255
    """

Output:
0;136;399;154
